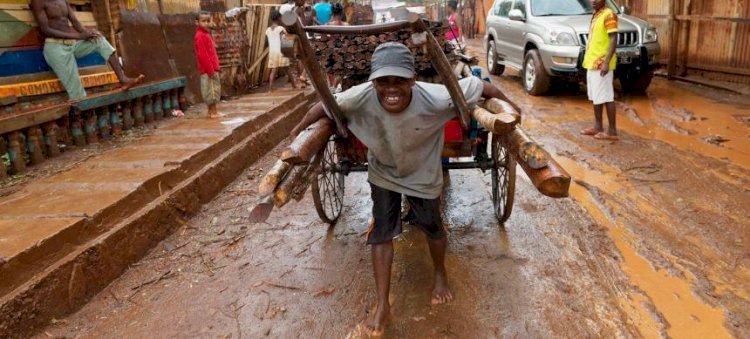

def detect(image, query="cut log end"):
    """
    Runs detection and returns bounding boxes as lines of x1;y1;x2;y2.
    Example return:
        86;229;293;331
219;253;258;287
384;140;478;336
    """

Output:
248;198;274;223
538;176;571;198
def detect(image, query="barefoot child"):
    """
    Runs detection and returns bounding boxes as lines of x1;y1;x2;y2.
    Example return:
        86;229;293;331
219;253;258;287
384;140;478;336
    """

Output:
580;0;618;140
194;11;222;118
290;42;517;336
266;11;298;93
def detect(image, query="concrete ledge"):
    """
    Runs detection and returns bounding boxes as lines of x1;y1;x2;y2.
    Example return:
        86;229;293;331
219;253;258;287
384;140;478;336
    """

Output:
0;90;315;337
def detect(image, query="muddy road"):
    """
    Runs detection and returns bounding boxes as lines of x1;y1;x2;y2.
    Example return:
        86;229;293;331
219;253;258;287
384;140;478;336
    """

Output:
39;42;749;338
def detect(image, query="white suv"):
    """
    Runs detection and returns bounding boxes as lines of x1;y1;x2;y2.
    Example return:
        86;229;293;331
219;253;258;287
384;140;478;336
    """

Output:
484;0;661;95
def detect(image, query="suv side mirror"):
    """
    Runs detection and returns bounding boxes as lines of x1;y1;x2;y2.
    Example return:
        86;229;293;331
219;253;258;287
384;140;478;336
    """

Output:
620;5;631;14
508;9;525;21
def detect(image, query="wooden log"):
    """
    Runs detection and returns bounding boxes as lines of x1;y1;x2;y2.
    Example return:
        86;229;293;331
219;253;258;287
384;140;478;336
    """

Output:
70;118;86;147
248;195;274;223
408;14;470;133
97;107;111;139
133;98;144;127
122;102;134;130
109;105;122;136
292;152;322;201
273;164;309;208
280;117;334;164
26;126;45;165
143;96;154;123
85;111;98;144
471;106;518;135
43;122;60;157
0;137;6;179
508;128;549;170
282;12;348;138
483;98;522;124
258;160;293;196
303;21;410;35
508;128;570;198
7;131;26;174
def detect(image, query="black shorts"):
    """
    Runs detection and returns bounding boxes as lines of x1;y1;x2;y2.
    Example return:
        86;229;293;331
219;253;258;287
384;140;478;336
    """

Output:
367;182;445;244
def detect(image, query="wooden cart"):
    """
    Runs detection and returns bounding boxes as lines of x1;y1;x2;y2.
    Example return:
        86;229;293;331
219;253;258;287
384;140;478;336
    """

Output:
262;12;570;226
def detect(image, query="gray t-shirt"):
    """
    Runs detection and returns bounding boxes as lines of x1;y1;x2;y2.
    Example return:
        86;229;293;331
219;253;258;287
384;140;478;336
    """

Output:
332;77;484;199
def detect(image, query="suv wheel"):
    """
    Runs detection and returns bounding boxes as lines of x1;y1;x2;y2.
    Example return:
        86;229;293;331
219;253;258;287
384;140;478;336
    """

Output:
523;49;551;95
487;40;505;75
619;70;653;94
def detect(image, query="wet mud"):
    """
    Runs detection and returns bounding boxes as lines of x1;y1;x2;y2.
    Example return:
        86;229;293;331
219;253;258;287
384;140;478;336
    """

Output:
34;42;750;338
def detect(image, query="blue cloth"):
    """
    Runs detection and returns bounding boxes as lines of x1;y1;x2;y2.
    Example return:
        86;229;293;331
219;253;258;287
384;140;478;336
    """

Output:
314;2;332;24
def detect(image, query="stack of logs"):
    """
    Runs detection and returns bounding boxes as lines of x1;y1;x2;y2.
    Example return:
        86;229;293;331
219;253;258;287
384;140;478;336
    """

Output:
311;22;457;88
249;118;335;222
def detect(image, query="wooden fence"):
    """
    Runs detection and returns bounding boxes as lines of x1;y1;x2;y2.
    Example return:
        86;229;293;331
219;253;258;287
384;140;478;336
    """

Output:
623;0;750;84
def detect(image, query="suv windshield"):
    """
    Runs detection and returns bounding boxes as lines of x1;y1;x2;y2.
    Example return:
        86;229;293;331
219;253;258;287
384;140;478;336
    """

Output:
531;0;620;16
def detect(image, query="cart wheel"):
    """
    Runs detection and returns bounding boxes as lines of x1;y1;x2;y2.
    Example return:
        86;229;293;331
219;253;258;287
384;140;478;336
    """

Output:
312;138;345;225
491;134;516;224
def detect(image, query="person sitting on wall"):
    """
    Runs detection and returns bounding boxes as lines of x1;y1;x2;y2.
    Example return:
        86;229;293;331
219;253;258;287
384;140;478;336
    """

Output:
31;0;144;100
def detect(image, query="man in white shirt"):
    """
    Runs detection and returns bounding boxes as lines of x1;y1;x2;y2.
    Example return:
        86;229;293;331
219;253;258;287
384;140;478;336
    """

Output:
279;0;295;14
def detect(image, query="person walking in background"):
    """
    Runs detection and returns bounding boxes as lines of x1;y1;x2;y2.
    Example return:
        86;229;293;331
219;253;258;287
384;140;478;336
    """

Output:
279;0;295;15
580;0;618;141
445;1;463;50
326;3;349;91
194;11;223;118
266;11;300;93
312;0;332;25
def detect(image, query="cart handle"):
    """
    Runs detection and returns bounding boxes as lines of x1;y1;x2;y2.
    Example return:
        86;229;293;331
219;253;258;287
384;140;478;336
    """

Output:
408;14;471;133
302;21;410;35
282;12;348;138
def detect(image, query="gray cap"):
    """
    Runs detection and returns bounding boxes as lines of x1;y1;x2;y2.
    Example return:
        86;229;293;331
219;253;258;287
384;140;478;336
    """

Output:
368;42;415;81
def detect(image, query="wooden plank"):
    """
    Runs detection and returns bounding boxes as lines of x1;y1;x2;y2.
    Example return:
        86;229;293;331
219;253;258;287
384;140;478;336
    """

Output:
685;62;750;77
0;71;118;97
73;77;186;111
647;14;750;23
0;94;17;105
0;103;70;135
0;65;110;85
0;5;30;11
2;9;96;23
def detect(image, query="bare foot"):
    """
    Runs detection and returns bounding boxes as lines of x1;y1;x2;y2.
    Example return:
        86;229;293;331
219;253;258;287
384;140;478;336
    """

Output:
594;131;619;141
208;113;225;119
431;270;453;305
120;74;145;91
366;304;390;337
580;127;602;136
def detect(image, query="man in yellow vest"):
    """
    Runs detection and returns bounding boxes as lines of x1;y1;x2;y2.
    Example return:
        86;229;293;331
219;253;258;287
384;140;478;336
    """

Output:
580;0;619;141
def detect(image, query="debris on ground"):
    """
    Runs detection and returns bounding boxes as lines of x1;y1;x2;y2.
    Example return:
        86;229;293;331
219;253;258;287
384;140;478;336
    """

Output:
703;135;730;146
616;101;645;126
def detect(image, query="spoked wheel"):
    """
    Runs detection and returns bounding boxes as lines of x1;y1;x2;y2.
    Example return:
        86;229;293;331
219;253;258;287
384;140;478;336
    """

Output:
312;137;345;225
490;133;516;224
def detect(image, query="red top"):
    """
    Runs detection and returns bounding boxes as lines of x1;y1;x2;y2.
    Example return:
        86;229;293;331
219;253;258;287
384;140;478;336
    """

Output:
194;27;220;76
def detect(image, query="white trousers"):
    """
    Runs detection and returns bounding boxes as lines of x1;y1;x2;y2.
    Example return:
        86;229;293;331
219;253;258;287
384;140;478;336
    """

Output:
587;69;614;105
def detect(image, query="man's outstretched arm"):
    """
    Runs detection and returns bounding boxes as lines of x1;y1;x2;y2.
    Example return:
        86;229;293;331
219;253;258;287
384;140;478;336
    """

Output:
290;102;329;138
481;81;521;114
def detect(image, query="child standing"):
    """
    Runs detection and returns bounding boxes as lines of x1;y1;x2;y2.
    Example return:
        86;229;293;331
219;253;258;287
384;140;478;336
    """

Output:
194;11;222;118
266;11;298;93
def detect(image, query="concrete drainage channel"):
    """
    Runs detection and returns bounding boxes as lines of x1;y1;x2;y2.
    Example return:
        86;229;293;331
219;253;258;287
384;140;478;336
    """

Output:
0;91;316;337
